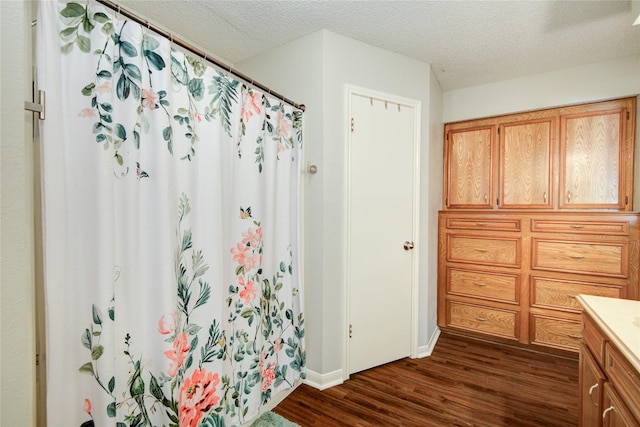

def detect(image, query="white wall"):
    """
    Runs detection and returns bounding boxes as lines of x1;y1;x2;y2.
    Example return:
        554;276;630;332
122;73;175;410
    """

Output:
1;1;37;425
444;55;640;122
239;30;437;385
423;68;443;349
230;30;327;376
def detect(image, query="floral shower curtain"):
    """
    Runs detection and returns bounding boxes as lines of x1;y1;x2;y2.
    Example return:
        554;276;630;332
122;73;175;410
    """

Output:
37;1;305;426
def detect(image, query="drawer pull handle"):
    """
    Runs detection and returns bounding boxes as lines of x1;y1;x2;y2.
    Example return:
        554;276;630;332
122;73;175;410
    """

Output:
602;406;615;424
475;249;488;253
569;255;584;259
565;294;576;299
570;224;585;229
588;383;599;407
567;334;583;339
474;283;489;287
475;317;487;322
475;222;487;226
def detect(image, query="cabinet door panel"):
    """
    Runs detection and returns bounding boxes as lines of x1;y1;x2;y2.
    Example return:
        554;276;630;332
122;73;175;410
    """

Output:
580;344;605;427
605;343;640;423
601;383;637;427
560;109;625;209
446;126;494;208
500;119;553;208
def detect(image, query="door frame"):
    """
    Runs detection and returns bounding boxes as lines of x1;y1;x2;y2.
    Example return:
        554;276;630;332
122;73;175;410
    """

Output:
343;84;422;379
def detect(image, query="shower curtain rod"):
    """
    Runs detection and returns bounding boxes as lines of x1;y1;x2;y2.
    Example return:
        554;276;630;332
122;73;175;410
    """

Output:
94;0;305;112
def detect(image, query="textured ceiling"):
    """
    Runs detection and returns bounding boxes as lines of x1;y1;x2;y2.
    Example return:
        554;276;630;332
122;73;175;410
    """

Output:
118;0;640;91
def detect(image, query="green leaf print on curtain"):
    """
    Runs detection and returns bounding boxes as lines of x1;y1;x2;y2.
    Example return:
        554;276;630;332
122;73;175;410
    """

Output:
38;2;305;426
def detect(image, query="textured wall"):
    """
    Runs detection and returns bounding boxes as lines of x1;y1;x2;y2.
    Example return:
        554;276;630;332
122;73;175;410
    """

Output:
1;1;36;425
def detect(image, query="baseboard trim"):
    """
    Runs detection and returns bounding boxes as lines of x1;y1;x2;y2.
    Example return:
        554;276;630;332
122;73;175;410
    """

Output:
302;368;344;390
300;329;442;392
415;327;441;358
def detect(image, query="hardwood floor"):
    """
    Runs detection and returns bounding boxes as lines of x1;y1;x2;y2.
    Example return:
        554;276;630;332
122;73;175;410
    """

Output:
273;332;579;426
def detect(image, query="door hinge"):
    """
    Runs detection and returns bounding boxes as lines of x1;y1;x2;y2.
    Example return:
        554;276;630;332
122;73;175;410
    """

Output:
24;89;45;120
349;324;353;339
351;117;355;132
446;131;449;141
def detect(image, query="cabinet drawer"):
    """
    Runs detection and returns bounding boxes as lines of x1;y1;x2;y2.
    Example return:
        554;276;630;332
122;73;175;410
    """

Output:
447;301;518;340
447;235;520;267
605;342;640;422
532;239;627;277
531;277;623;312
448;267;519;303
530;314;582;351
446;217;521;232
582;314;606;367
531;219;629;235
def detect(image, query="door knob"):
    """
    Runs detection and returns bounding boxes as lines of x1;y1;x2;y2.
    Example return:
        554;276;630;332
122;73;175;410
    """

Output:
403;241;414;250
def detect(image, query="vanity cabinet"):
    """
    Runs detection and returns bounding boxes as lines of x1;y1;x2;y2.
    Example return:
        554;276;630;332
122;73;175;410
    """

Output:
580;343;606;427
443;97;636;211
578;305;640;426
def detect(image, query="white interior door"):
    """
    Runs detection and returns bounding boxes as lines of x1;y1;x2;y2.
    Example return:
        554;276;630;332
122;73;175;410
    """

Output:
347;89;419;375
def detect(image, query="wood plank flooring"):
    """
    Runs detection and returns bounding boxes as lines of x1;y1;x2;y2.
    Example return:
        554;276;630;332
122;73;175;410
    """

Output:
273;332;579;426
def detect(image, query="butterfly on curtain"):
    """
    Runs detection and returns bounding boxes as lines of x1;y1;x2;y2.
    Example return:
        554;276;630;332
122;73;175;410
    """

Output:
136;162;149;180
240;206;252;219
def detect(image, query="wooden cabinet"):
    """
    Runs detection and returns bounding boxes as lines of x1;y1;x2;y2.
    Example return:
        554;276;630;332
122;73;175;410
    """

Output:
500;118;554;208
446;125;495;208
579;311;640;426
579;343;605;427
560;101;634;210
438;96;638;354
443;97;636;211
601;384;637;427
437;211;639;352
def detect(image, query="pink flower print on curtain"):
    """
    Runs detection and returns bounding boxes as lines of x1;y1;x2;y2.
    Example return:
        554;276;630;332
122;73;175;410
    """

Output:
242;90;262;123
39;1;305;426
179;369;221;427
